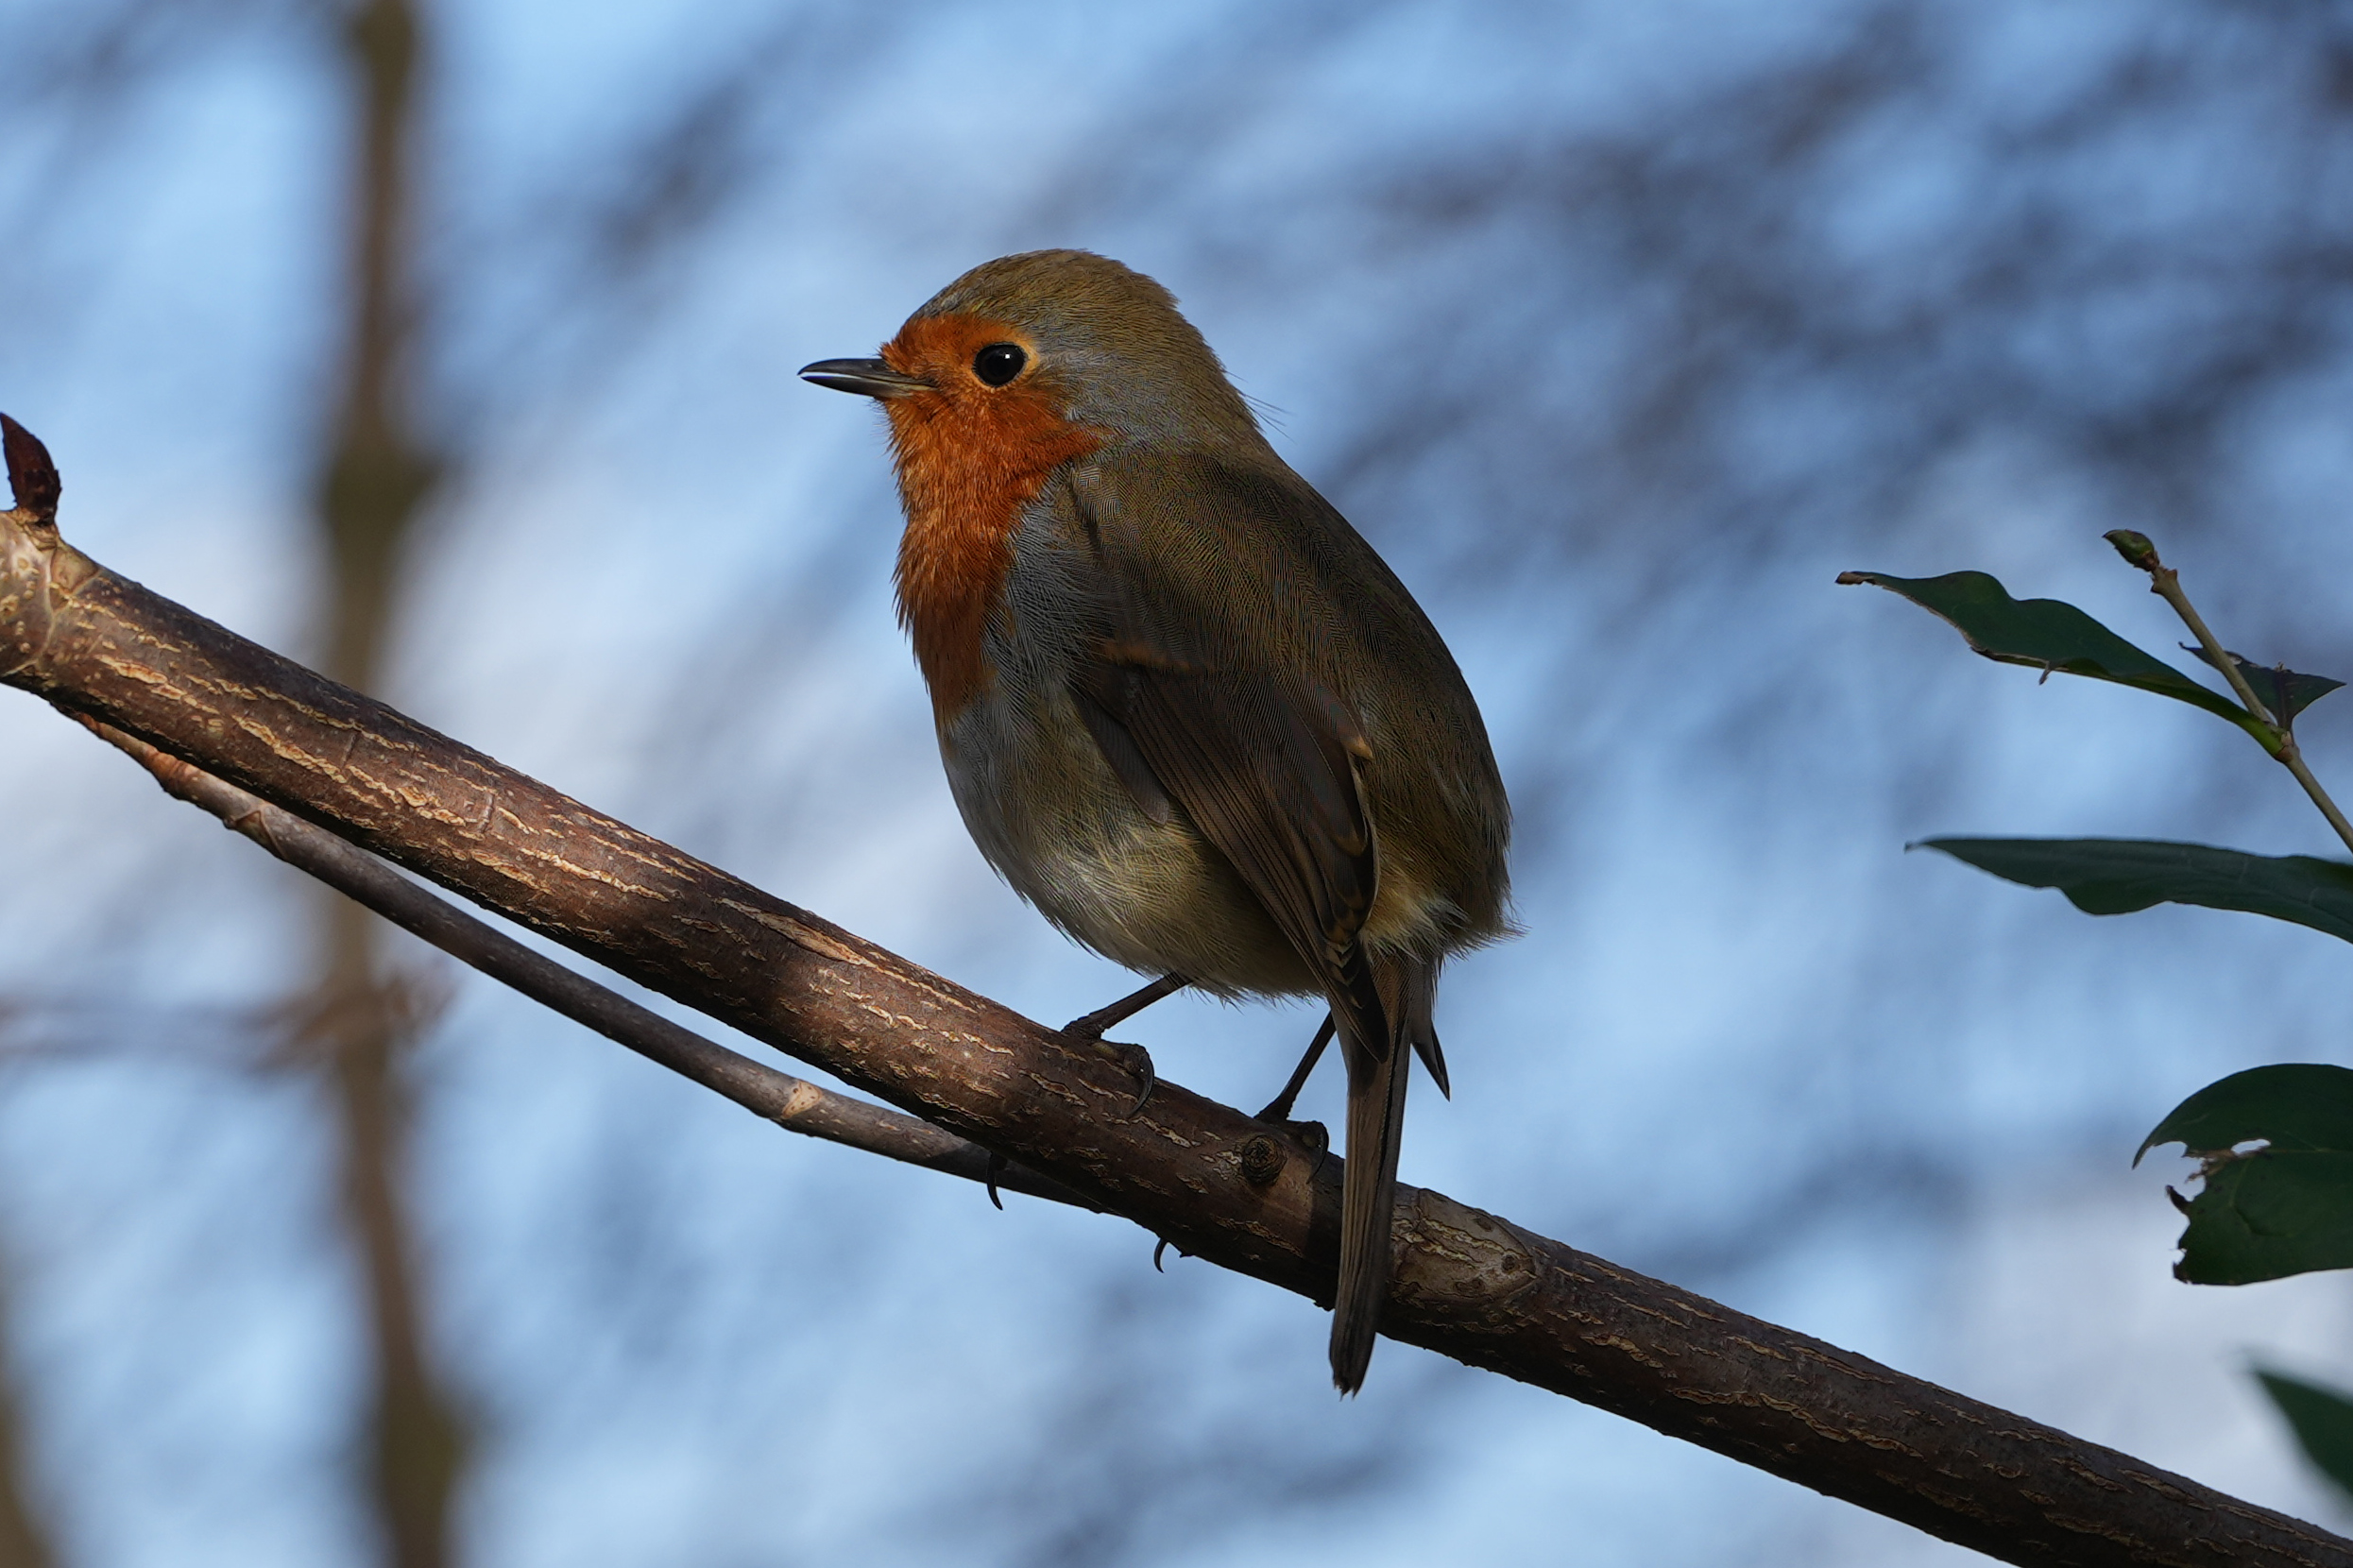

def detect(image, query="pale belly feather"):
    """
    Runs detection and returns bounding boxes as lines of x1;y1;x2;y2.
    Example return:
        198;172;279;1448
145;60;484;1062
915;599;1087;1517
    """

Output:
936;671;1317;998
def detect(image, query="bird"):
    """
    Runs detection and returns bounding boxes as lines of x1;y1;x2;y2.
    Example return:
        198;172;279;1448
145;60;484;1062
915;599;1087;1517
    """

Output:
800;250;1511;1392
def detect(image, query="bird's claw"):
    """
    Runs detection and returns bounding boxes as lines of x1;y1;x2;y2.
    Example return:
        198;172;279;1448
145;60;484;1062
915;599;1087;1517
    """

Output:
1064;1022;1154;1116
1282;1118;1331;1181
983;1150;1008;1210
1098;1037;1154;1116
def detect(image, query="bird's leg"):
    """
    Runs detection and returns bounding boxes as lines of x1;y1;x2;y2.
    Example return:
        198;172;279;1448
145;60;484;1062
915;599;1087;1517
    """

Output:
1256;1013;1336;1122
1064;973;1188;1039
996;972;1186;1205
1062;973;1186;1116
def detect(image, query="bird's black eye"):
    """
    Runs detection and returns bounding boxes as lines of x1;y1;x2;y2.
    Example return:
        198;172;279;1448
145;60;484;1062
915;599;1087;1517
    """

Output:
973;343;1028;386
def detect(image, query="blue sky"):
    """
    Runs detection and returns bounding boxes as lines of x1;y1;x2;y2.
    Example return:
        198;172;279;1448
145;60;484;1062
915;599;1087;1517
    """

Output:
5;1;2353;1562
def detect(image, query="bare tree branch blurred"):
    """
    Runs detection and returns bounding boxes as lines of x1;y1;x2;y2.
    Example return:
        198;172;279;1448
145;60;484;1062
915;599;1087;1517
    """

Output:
0;1257;52;1568
308;1;461;1562
959;1273;1440;1568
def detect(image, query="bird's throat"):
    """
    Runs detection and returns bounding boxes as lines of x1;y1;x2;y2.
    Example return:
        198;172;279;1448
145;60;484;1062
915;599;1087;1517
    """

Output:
883;338;1100;724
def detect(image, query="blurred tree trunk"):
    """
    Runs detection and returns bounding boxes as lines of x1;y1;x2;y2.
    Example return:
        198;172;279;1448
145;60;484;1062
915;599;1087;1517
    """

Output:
0;1261;54;1568
311;1;461;1565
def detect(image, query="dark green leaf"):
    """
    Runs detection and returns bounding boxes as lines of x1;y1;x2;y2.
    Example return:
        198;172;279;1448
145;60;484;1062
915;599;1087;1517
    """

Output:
2168;1150;2353;1283
2140;1065;2353;1284
1837;570;2273;746
2140;1065;2353;1163
1921;837;2353;946
2257;1369;2353;1499
2182;643;2345;729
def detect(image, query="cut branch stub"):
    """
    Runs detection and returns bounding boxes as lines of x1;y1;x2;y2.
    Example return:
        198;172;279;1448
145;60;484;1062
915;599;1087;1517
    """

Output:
0;416;59;526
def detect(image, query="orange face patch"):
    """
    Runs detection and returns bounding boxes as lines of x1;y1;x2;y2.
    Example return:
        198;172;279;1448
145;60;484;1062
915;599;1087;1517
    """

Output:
881;314;1102;723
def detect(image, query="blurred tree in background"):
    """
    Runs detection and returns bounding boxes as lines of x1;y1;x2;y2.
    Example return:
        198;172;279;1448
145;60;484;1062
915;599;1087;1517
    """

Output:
6;2;2353;1563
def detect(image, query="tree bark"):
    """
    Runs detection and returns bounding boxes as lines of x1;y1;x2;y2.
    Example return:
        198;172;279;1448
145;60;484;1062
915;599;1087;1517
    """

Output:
0;461;2344;1568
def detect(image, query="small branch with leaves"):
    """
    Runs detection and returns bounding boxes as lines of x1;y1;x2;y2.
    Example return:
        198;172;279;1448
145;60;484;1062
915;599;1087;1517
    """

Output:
3;416;2344;1568
1842;524;2353;1498
2102;527;2353;856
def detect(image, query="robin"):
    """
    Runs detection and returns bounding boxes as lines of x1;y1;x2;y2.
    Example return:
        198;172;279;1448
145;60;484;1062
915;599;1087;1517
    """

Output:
801;250;1511;1392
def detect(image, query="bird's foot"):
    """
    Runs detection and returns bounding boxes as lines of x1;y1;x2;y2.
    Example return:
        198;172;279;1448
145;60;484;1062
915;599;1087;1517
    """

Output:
1062;1021;1155;1116
1254;1086;1303;1123
1284;1118;1332;1181
1245;1116;1330;1183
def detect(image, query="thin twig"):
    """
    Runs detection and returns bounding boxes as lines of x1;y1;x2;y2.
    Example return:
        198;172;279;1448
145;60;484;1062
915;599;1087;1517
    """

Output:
2107;530;2353;858
75;718;1092;1212
2277;749;2353;858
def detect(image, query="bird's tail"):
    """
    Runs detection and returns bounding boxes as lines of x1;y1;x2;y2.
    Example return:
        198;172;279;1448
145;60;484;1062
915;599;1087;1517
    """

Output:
1328;956;1438;1394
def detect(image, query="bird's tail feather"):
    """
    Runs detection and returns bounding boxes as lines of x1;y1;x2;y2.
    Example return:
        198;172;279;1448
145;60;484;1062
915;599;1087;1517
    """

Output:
1327;957;1436;1393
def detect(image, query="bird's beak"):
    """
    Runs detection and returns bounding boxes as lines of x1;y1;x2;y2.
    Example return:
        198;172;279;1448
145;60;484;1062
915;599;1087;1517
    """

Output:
798;358;931;400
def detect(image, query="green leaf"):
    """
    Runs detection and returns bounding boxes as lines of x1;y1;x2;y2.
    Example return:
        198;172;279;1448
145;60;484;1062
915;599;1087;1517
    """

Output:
2257;1368;2353;1499
2182;643;2345;729
2140;1065;2353;1284
2169;1152;2353;1283
1920;837;2353;946
2140;1065;2353;1163
1837;569;2275;747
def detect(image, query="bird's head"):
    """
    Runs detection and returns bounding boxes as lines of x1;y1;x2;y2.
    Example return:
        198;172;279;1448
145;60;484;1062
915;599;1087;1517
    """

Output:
800;249;1263;456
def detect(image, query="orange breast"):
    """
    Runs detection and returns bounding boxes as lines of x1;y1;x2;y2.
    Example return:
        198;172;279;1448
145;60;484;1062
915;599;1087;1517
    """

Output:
882;315;1102;723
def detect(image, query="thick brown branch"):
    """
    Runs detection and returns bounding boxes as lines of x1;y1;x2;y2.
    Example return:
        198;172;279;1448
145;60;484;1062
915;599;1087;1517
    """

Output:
0;488;2344;1567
